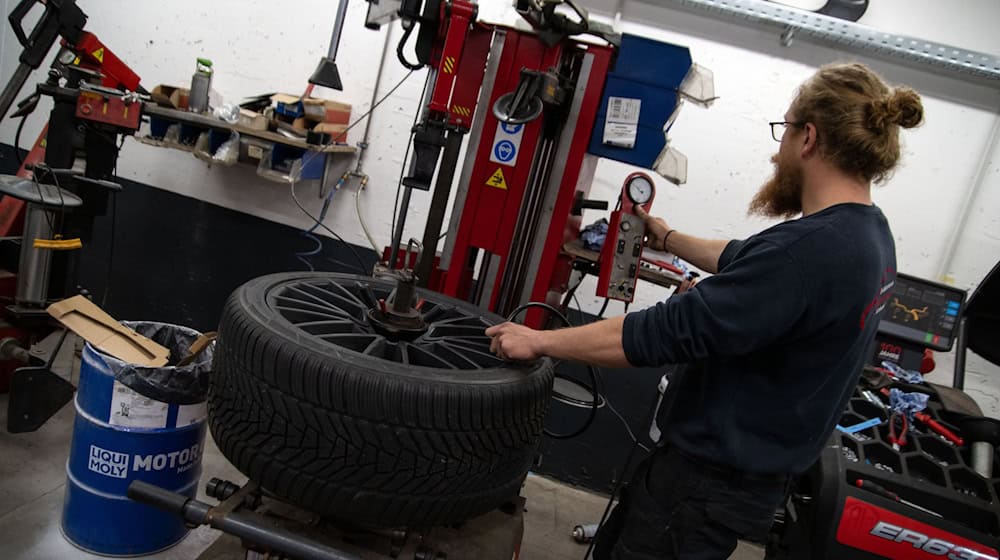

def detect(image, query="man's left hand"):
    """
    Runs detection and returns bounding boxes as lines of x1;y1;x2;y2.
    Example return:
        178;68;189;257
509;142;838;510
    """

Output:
486;322;546;361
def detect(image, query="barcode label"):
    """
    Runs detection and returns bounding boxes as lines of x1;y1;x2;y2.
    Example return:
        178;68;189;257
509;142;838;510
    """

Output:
607;97;641;125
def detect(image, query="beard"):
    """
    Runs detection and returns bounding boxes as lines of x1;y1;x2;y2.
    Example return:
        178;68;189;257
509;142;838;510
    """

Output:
748;153;803;219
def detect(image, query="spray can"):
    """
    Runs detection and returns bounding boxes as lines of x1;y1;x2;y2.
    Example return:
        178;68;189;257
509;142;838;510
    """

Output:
189;58;213;113
572;523;599;543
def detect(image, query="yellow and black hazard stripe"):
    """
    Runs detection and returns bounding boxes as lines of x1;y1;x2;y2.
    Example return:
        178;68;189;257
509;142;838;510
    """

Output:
442;56;457;74
451;105;472;117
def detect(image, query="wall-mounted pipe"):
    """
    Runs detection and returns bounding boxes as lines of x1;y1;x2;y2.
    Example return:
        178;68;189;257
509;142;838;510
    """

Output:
641;0;1000;86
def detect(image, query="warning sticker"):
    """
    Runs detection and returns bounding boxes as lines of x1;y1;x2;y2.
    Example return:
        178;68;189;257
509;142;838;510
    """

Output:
109;381;168;429
486;168;508;190
91;47;105;63
603;96;642;149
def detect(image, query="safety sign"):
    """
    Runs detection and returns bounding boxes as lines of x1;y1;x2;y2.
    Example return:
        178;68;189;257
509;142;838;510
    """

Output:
490;121;525;167
486;168;508;190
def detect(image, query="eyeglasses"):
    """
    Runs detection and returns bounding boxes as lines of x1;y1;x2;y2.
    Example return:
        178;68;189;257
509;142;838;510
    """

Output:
769;121;804;142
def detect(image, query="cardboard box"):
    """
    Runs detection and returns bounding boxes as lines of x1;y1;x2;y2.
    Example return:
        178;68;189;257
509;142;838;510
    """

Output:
271;93;351;124
238;108;268;131
47;296;170;367
151;85;190;110
314;122;349;142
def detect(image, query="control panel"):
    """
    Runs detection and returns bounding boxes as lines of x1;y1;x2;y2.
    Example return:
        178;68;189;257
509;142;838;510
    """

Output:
596;172;655;302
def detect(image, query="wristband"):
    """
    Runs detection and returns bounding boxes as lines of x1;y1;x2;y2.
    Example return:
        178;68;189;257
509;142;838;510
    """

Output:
662;229;677;251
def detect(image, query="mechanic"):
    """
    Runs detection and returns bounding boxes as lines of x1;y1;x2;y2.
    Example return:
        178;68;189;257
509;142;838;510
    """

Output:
486;62;924;559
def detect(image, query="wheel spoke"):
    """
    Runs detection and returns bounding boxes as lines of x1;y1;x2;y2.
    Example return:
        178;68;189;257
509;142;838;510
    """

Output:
427;324;488;338
407;343;460;369
363;336;387;357
272;277;506;371
286;285;358;316
298;283;366;316
275;295;355;321
429;342;483;369
294;320;357;335
356;282;380;309
316;333;378;352
440;340;502;366
276;305;349;323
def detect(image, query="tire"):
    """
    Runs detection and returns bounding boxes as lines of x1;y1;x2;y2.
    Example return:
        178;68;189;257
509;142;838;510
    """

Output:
208;272;554;527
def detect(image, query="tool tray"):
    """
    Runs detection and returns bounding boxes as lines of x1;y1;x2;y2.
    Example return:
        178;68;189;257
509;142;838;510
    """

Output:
771;383;1000;559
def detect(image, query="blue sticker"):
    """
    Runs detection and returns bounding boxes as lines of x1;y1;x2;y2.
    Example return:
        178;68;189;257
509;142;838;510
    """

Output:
947;300;960;309
946;308;958;316
494;140;516;163
501;122;523;134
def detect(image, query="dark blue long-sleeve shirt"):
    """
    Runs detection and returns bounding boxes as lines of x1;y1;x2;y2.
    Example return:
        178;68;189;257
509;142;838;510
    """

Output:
622;203;896;474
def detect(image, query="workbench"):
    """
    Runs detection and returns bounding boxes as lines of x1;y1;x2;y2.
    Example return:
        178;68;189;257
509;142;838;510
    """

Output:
139;104;356;194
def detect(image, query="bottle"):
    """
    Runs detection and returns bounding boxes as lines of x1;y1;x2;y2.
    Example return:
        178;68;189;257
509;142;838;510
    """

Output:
189;58;213;113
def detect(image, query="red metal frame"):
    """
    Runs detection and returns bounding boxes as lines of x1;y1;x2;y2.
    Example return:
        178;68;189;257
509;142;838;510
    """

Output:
75;91;142;129
439;28;614;326
71;32;141;92
596;172;656;302
0;33;141;239
428;1;478;119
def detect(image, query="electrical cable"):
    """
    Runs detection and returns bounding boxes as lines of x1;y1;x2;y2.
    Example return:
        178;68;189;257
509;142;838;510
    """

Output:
396;20;424;70
295;69;415;175
506;301;599;440
596;297;610;318
101;191;117;307
571;293;650;454
295;232;324;272
289;178;370;274
584;424;648;560
355;188;381;253
389;126;419;253
14;115;28;165
287;69;416;274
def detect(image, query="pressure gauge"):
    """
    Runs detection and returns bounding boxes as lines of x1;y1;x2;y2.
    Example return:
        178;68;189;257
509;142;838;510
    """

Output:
625;174;654;205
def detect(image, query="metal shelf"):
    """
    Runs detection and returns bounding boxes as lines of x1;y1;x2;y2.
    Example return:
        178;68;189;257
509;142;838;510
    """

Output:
639;0;1000;86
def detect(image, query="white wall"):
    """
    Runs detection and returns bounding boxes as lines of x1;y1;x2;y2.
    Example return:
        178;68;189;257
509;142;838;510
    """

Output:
1;0;998;388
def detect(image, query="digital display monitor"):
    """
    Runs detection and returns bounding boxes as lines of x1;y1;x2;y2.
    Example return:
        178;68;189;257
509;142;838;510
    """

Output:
878;273;966;351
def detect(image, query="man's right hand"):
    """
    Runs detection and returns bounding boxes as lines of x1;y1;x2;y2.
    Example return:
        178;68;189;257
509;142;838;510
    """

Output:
635;205;673;252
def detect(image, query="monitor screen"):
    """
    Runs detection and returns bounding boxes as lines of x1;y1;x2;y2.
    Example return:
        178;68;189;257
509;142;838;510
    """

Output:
878;273;966;351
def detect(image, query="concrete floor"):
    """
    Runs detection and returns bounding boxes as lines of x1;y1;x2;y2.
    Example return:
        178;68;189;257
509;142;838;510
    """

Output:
0;333;769;559
0;393;765;560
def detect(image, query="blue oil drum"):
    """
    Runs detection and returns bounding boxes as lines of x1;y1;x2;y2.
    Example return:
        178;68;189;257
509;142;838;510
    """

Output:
61;337;209;556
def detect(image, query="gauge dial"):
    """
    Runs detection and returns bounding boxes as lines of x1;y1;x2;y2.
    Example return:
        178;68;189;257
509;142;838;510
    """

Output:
626;175;654;205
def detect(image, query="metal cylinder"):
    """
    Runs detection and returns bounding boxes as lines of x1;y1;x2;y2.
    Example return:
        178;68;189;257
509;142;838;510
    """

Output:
15;203;54;307
972;441;994;478
572;523;599;543
327;0;351;60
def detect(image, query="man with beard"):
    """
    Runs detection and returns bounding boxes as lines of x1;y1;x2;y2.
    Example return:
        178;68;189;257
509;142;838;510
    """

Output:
486;62;924;558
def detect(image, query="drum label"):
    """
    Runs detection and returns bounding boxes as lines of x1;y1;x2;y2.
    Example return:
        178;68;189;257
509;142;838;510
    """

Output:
88;445;129;479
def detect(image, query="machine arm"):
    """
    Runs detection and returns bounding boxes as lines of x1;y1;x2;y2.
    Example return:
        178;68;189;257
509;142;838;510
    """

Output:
0;0;87;122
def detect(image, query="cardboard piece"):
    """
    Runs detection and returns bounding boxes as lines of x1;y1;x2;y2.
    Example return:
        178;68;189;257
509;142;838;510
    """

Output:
151;85;190;110
238;108;268;131
177;331;217;367
47;296;170;367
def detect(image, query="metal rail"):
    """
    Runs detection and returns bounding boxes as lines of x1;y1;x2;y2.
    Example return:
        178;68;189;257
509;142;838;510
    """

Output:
640;0;1000;86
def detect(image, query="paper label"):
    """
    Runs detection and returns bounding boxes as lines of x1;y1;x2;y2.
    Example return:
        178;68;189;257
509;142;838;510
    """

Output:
603;96;642;148
247;145;264;159
177;402;208;427
109;381;168;428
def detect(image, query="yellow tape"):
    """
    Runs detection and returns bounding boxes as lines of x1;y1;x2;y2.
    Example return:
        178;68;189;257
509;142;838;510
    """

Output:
33;238;83;250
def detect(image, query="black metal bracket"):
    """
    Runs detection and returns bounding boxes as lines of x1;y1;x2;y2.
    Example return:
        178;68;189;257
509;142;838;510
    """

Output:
6;329;75;433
